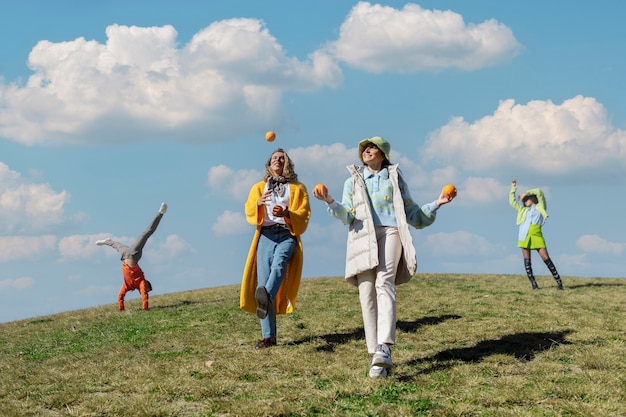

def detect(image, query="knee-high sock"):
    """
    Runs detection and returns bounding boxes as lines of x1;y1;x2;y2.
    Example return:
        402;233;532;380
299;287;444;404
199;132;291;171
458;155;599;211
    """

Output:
544;257;563;287
543;257;559;278
524;258;534;279
524;258;538;288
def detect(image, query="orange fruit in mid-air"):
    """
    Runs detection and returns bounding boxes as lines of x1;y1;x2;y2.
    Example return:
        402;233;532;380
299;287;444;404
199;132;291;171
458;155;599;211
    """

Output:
313;183;328;197
442;184;457;199
265;131;276;142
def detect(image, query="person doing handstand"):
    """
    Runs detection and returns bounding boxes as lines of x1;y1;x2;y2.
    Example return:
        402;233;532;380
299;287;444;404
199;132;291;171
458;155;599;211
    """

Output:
96;202;168;310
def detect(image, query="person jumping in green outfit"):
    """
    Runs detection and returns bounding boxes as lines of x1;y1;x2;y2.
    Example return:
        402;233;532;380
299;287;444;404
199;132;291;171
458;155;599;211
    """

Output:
509;180;563;290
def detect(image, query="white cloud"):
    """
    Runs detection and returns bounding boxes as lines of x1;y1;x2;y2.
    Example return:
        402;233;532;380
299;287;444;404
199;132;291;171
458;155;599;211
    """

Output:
146;234;194;262
327;2;521;73
288;143;355;190
0;20;342;145
394;157;434;192
0;276;36;291
0;236;57;262
0;162;70;233
207;165;262;201
213;210;249;237
459;177;509;205
58;234;128;259
576;234;626;255
421;95;626;178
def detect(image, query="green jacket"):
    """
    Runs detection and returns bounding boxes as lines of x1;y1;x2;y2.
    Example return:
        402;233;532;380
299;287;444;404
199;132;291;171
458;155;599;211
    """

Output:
509;186;548;225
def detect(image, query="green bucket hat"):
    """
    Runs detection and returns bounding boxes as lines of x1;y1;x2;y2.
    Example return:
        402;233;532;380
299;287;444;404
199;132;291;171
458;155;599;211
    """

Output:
358;136;391;164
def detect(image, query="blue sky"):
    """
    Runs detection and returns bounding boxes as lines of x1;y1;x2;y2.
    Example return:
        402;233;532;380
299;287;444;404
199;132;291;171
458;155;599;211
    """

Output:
1;1;625;323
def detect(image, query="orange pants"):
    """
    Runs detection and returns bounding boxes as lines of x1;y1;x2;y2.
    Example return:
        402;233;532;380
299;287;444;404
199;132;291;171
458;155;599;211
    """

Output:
118;263;149;310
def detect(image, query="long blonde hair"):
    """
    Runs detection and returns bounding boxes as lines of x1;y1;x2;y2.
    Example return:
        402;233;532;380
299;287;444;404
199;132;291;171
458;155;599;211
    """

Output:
263;148;299;183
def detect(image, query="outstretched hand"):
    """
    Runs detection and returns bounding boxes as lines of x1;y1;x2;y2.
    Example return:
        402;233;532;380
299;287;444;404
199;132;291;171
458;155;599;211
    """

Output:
312;187;333;204
436;193;453;207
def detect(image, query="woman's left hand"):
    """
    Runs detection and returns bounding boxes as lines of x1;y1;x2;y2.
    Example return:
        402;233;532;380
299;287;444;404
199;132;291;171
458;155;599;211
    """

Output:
272;205;289;217
312;188;333;204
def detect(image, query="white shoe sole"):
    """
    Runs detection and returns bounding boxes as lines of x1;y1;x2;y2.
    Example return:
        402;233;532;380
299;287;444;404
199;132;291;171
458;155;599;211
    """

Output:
371;354;393;368
369;366;388;378
255;287;270;319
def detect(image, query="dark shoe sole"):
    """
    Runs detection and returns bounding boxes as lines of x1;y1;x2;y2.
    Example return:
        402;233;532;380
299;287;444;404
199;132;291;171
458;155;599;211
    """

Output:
254;338;277;350
255;287;270;319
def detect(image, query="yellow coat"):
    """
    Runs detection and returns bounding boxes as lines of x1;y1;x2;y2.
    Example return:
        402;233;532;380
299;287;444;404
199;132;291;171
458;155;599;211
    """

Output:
240;180;310;315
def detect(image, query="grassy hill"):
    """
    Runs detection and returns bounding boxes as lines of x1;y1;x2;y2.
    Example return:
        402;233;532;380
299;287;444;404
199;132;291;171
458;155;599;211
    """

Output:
1;273;625;417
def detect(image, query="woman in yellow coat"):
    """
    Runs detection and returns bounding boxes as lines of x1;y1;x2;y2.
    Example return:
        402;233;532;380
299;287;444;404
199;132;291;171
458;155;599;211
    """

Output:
240;148;310;349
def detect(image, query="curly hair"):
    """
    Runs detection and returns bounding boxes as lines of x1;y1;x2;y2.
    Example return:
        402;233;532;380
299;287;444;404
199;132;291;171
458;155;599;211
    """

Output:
263;148;299;183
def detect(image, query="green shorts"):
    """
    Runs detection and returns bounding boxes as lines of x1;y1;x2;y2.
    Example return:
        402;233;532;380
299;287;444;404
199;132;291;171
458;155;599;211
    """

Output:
518;224;546;249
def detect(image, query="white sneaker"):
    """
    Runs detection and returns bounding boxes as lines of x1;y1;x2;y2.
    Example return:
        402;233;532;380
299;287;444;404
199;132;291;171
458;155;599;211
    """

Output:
95;238;111;246
369;365;388;378
159;202;168;214
371;343;393;368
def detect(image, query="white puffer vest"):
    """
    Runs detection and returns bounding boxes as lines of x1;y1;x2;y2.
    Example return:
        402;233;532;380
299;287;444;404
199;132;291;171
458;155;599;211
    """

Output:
344;164;417;286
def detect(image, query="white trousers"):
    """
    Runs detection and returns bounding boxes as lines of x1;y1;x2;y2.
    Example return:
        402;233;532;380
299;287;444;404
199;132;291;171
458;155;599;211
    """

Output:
357;226;402;354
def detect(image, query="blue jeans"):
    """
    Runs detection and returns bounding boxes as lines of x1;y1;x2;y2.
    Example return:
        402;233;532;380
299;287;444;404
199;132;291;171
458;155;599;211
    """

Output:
256;224;296;338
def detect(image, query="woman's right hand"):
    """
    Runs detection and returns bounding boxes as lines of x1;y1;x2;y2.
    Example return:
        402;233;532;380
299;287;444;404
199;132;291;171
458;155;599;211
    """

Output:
257;190;272;206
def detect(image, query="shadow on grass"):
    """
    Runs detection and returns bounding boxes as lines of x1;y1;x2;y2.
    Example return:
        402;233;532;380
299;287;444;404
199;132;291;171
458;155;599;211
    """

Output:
150;300;201;310
397;315;462;333
289;315;461;352
288;328;366;352
400;329;573;381
566;282;626;289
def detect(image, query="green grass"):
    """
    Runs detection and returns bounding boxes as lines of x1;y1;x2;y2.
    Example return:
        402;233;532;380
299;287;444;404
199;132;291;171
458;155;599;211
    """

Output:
1;274;625;416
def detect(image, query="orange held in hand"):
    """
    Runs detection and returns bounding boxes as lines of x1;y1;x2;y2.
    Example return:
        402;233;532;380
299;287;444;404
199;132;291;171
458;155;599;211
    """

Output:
265;131;276;142
313;183;328;198
442;184;457;200
272;205;284;216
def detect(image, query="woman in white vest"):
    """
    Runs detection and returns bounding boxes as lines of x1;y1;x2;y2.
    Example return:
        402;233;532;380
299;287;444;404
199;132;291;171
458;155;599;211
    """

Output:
313;136;452;378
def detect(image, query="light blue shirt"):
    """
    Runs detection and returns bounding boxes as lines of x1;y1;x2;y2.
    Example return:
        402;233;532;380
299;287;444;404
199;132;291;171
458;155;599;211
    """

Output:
328;166;438;228
518;205;545;241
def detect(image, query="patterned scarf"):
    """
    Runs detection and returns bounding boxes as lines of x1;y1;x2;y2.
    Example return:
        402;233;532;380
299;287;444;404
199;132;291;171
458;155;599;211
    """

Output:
268;176;288;197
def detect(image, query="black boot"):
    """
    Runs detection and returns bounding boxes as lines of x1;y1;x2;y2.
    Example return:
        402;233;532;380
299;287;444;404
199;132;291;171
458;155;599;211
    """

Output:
524;259;539;290
544;258;563;290
555;278;563;290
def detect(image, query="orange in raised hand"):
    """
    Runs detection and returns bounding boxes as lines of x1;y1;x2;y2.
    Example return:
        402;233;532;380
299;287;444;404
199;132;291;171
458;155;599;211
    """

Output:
313;183;328;198
442;184;457;200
